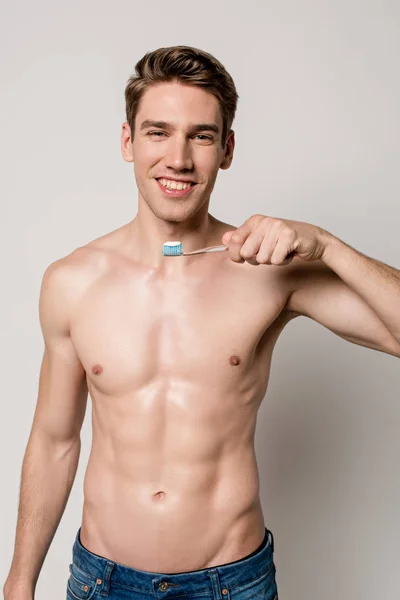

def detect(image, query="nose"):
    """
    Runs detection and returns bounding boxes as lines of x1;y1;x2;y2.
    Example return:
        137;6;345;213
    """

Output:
164;135;194;172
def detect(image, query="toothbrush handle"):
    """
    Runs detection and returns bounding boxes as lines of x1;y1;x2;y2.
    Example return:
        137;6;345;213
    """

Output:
183;244;227;256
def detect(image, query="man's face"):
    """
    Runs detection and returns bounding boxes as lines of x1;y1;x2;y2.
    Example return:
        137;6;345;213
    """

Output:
121;81;234;223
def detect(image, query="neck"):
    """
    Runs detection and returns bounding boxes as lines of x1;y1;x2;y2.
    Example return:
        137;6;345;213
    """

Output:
128;196;219;271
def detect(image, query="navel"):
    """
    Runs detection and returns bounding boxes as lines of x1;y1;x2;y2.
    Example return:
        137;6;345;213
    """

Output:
91;364;103;375
229;355;241;366
153;491;166;500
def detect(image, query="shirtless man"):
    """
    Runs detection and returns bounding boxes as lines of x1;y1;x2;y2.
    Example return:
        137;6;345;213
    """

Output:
4;45;400;600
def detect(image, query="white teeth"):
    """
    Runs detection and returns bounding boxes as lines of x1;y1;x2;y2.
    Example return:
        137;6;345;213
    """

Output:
159;178;193;190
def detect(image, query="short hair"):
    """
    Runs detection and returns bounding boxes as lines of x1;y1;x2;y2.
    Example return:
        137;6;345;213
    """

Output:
124;45;239;148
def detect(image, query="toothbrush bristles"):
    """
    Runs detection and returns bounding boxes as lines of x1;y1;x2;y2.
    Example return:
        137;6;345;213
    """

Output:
162;242;183;256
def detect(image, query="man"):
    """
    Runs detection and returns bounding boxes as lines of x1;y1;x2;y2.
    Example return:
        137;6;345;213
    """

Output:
4;45;400;600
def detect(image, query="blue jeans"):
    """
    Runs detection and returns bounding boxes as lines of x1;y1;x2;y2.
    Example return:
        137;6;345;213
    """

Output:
66;527;278;600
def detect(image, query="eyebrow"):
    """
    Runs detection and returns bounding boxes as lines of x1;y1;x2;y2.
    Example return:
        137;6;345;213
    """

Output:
140;119;220;135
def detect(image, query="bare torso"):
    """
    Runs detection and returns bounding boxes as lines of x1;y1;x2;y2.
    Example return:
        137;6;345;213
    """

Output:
67;218;297;573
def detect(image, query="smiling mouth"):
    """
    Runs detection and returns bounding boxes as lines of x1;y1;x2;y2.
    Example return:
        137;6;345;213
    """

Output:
155;178;198;197
156;178;196;189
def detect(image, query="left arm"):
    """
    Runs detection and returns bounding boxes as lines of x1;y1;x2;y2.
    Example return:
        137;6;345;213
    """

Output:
286;234;400;357
221;214;400;357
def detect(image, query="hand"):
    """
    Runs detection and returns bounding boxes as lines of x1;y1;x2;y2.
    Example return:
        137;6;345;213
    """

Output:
221;214;330;266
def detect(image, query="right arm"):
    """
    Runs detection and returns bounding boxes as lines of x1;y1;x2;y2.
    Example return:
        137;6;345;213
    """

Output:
3;258;88;600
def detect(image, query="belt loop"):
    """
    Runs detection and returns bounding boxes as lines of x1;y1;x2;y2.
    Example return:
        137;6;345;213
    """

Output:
99;561;115;596
208;569;223;600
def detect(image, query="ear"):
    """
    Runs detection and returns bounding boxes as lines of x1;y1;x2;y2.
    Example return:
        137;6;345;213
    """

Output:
121;122;134;163
220;130;235;170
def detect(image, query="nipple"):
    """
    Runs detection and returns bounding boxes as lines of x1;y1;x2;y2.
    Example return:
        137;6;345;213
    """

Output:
92;364;103;375
229;355;241;366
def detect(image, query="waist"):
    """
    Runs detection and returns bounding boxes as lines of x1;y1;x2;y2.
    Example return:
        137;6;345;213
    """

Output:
70;525;275;596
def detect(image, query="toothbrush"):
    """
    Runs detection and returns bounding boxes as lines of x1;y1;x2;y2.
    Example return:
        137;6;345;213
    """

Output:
162;241;227;256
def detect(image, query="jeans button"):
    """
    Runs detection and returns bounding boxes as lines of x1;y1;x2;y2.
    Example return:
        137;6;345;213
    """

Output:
159;582;169;591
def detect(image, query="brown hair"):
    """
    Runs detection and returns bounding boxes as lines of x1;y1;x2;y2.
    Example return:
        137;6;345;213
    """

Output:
124;45;239;148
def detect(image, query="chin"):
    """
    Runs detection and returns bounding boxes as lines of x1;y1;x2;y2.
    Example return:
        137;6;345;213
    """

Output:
147;198;205;223
156;208;196;223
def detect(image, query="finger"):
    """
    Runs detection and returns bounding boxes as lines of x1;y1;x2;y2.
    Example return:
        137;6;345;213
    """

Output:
271;240;295;265
255;234;278;264
221;230;235;246
239;229;265;264
226;215;265;263
221;229;244;262
241;253;260;266
228;227;252;263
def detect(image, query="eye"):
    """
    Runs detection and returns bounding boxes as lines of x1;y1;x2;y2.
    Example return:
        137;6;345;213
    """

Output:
147;132;213;142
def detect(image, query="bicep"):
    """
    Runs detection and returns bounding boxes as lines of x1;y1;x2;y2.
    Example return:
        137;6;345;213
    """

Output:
285;260;400;358
33;343;88;443
31;259;88;441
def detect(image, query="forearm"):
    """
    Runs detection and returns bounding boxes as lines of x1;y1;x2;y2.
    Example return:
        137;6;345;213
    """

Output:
322;233;400;343
3;433;81;598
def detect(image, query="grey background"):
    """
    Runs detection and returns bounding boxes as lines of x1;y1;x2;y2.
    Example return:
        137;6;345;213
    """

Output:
1;1;399;599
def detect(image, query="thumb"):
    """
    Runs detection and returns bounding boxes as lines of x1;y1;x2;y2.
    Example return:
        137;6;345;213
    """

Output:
222;230;235;246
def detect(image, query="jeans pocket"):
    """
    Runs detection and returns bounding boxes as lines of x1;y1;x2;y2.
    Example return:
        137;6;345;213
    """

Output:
66;562;99;600
230;562;275;600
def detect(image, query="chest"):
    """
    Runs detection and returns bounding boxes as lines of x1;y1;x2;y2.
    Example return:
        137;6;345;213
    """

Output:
70;263;287;395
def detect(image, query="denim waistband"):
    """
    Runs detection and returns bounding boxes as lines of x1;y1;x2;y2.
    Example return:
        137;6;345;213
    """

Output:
71;526;275;596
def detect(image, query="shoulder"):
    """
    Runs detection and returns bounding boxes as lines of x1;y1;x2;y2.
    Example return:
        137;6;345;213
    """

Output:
39;248;104;332
42;245;107;289
40;230;119;324
45;221;130;281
